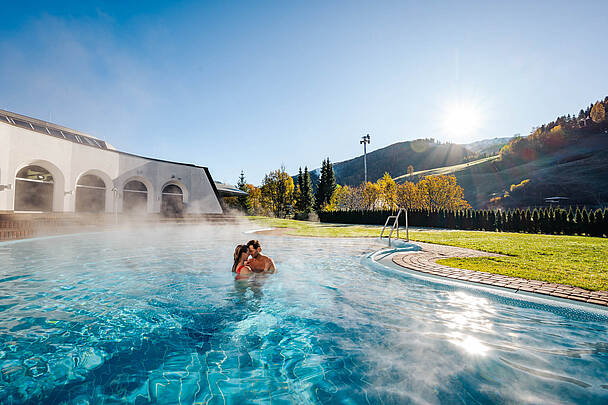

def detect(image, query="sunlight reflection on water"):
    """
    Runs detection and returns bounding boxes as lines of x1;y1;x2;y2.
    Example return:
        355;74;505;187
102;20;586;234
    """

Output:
0;226;607;404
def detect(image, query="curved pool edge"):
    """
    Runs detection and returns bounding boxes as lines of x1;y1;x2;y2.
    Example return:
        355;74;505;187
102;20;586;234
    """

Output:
366;241;608;318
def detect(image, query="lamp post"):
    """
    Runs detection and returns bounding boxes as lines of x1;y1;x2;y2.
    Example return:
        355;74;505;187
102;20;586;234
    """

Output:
360;134;370;183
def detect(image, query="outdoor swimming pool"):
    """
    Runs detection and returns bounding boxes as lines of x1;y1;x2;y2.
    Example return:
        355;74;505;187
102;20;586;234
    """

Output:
0;225;607;404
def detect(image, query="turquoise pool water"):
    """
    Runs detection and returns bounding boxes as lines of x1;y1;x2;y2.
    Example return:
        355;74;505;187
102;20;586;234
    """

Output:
0;225;607;404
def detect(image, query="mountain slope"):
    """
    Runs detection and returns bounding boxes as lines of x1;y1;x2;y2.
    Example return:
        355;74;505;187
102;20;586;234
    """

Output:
463;137;513;155
331;139;471;186
426;133;608;208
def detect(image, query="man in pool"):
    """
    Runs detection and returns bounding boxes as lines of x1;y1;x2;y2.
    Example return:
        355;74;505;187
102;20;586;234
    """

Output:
246;239;276;273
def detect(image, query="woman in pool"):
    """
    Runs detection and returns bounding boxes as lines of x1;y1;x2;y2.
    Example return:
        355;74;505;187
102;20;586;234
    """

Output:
232;244;253;280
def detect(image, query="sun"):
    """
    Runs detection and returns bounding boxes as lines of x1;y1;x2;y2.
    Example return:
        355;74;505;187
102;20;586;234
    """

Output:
441;101;483;142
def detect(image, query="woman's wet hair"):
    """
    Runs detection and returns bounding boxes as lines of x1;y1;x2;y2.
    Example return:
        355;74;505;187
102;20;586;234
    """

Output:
232;244;249;272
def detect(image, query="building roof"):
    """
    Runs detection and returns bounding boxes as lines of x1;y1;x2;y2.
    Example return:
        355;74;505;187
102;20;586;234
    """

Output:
0;109;113;150
215;182;248;197
0;108;209;170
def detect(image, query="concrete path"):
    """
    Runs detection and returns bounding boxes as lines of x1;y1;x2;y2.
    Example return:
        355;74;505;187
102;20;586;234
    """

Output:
392;241;608;308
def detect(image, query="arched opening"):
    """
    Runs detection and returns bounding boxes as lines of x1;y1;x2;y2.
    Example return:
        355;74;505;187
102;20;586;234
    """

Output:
75;174;106;213
161;184;184;217
123;180;148;213
14;165;54;212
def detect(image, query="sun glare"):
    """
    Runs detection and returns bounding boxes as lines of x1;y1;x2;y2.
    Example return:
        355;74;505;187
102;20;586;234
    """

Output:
441;101;483;142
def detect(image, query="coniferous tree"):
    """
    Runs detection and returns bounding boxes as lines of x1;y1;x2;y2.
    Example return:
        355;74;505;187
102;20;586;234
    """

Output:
566;207;575;235
592;209;602;237
547;207;555;234
314;158;336;211
581;208;590;236
315;159;328;211
302;167;314;214
494;210;501;231
295;167;304;212
532;209;540;233
525;208;532;233
326;158;336;203
237;171;248;212
575;207;583;235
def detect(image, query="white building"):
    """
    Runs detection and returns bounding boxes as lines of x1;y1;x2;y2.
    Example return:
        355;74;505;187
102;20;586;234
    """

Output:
0;109;224;216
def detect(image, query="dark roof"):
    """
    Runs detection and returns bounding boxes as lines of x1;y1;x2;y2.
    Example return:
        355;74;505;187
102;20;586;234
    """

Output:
215;182;248;197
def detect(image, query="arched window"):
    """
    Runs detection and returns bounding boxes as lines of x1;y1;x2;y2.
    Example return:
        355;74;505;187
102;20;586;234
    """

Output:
123;180;148;213
14;166;54;212
75;174;106;213
161;184;184;217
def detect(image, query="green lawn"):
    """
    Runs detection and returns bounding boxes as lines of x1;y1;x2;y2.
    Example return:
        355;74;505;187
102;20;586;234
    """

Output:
248;216;608;291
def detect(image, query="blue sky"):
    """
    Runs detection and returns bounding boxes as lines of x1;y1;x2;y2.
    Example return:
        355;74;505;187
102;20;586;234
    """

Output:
1;1;607;185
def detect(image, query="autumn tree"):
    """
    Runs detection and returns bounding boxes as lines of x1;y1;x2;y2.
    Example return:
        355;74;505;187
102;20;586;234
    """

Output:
377;172;397;210
361;182;381;210
396;181;421;209
407;165;414;178
417;175;471;210
245;184;264;215
260;167;294;218
591;102;606;123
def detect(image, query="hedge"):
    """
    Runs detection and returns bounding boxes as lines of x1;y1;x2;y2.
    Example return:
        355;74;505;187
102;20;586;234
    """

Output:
318;207;608;237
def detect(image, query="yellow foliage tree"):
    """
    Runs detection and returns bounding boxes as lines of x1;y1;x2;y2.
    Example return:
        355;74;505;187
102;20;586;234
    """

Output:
260;167;294;218
396;181;422;209
377;172;397;210
591;102;606;123
361;182;381;210
417;175;470;210
245;184;265;215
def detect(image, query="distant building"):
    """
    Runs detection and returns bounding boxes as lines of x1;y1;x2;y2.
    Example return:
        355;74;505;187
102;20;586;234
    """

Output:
0;109;223;216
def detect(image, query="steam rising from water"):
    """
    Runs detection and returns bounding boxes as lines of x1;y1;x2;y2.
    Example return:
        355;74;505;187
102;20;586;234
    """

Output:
0;224;607;403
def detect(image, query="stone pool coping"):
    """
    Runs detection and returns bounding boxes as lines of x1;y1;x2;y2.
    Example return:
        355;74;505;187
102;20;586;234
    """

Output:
392;241;608;308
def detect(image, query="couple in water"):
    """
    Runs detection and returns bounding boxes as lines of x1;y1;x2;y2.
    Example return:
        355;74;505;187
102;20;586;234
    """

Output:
232;239;276;279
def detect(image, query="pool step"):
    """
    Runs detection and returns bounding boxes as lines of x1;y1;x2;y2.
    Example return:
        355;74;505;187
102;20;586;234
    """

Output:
0;213;250;242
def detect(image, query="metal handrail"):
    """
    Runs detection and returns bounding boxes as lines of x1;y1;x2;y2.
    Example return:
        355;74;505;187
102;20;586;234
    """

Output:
380;208;408;246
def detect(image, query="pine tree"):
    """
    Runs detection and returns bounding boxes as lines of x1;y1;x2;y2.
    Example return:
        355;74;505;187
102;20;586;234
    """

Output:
581;207;590;236
315;159;327;211
592;209;602;237
302;167;314;214
566;207;575;235
326;158;336;203
237;171;248;212
491;210;497;231
575;207;583;235
525;208;532;233
295;167;304;212
314;158;336;211
532;208;540;233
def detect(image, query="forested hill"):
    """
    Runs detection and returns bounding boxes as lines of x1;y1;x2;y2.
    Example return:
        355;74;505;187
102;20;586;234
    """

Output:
427;96;608;209
330;139;471;186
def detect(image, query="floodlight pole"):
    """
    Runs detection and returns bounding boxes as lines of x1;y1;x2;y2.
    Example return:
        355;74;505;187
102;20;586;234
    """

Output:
360;134;370;183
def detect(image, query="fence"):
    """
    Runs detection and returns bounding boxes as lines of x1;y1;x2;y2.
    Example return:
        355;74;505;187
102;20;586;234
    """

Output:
318;207;608;237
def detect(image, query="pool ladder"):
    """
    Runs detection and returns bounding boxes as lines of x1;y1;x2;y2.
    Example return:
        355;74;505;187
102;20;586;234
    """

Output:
380;208;408;246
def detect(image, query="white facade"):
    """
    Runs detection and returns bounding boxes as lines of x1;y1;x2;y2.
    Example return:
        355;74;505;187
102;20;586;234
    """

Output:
0;110;223;215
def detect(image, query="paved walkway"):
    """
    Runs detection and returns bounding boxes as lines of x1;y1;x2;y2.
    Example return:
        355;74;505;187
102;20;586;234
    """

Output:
392;242;608;308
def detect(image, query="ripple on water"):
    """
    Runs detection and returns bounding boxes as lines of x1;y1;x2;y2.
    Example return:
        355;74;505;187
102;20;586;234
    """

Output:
0;227;606;404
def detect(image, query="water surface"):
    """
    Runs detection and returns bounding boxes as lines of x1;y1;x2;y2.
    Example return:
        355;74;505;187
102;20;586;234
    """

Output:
0;225;607;404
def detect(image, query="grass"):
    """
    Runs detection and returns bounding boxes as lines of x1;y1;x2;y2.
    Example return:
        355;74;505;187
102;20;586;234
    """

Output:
248;216;608;291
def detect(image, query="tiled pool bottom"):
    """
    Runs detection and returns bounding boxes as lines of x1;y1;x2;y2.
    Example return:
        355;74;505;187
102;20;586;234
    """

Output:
0;226;607;404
